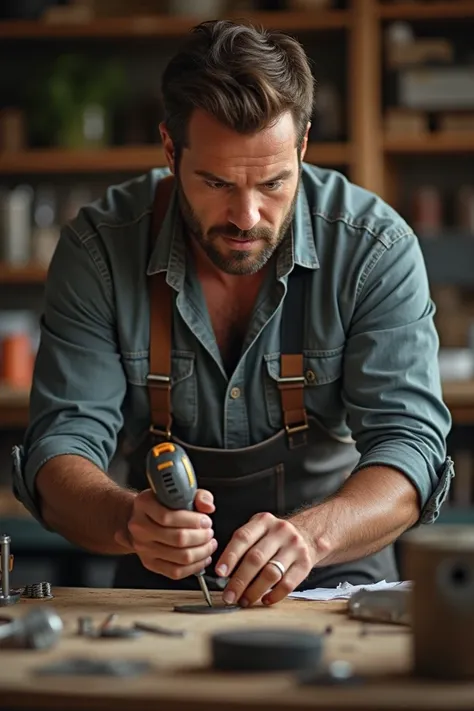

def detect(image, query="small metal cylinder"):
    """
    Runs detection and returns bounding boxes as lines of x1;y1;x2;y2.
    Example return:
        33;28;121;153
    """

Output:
0;535;11;599
404;525;474;680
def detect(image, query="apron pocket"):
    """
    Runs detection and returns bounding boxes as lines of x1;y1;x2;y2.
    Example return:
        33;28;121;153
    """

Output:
198;464;285;553
263;348;345;430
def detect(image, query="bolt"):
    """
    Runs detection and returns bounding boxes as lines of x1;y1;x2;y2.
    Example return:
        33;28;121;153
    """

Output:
0;535;11;599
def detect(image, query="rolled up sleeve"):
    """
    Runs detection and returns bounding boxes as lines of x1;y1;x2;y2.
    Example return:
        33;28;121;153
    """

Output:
343;230;454;524
12;225;126;525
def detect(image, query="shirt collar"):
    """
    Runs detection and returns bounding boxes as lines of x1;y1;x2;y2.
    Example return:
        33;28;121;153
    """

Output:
275;180;319;279
147;175;319;286
146;184;186;292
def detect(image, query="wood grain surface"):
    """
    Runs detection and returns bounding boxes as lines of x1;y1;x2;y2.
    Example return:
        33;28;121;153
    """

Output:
0;587;473;711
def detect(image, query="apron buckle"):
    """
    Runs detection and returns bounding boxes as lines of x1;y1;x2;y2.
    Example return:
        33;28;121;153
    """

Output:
285;418;309;436
149;424;172;440
147;373;172;439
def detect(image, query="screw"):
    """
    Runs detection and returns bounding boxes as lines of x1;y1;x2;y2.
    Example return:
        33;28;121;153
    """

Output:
98;613;118;633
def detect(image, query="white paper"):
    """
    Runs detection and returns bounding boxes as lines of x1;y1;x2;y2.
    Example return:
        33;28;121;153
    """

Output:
288;579;412;601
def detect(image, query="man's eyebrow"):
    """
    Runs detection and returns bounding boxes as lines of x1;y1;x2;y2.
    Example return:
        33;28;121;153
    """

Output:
194;169;293;185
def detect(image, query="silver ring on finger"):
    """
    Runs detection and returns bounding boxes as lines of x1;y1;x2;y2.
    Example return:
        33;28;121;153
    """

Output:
267;559;285;579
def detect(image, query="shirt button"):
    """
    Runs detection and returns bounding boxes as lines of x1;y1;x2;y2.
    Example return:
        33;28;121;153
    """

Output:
305;369;316;384
230;387;241;399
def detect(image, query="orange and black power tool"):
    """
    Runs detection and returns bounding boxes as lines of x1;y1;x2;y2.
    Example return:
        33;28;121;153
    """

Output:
146;442;213;607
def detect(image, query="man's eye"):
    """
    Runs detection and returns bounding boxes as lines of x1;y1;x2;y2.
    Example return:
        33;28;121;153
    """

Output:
263;181;283;191
205;181;228;190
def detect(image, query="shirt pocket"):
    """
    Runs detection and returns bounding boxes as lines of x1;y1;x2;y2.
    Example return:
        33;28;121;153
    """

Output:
122;350;198;427
263;347;344;430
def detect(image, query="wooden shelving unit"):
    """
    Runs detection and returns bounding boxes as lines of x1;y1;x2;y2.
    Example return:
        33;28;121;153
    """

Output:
378;1;474;20
0;0;473;431
384;133;474;155
0;142;350;174
0;9;350;39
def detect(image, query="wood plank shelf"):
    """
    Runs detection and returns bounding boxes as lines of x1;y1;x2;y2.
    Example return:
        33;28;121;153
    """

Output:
0;264;47;284
0;10;350;39
384;133;474;154
0;142;350;174
378;1;474;20
0;386;30;428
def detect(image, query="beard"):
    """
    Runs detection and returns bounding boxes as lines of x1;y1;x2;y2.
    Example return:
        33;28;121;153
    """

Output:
176;176;299;276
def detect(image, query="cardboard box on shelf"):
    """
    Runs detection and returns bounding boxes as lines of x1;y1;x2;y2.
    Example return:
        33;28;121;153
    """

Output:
384;107;428;136
438;112;474;133
386;38;454;71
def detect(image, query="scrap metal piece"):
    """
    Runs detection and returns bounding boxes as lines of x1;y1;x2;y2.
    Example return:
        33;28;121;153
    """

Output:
97;627;143;639
348;588;411;626
133;621;187;637
35;657;152;677
98;613;118;633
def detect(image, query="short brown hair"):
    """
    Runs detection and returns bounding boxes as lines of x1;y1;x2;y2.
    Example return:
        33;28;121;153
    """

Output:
161;20;314;154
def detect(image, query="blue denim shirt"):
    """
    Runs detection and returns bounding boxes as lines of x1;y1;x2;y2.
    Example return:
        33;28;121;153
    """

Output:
13;163;454;526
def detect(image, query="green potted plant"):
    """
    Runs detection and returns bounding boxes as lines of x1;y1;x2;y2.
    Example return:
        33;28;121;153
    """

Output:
30;54;125;149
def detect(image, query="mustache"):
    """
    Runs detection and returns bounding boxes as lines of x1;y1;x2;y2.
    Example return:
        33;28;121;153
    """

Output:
207;224;273;242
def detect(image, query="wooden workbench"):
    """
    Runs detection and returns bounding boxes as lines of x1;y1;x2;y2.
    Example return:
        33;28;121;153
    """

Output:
1;588;473;711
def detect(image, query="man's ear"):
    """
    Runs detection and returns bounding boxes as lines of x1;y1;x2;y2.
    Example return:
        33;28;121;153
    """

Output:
300;122;311;162
159;121;175;174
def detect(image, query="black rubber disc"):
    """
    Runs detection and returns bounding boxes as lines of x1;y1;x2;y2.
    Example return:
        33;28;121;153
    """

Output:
211;628;323;672
173;604;240;614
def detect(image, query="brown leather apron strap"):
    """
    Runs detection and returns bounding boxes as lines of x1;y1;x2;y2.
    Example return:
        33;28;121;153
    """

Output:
277;265;309;440
278;353;308;435
147;175;175;436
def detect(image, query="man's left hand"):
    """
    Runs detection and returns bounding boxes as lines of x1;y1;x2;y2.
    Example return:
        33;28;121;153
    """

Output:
214;512;317;607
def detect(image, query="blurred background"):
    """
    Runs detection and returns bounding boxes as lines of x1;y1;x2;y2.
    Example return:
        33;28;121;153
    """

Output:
0;0;474;589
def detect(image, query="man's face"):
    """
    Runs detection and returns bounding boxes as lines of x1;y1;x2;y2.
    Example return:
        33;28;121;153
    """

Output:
161;110;307;275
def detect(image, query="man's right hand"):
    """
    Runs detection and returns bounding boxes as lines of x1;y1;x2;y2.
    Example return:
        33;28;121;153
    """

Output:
115;489;217;580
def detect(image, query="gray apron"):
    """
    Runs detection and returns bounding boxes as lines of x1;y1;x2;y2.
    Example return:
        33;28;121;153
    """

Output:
113;178;398;591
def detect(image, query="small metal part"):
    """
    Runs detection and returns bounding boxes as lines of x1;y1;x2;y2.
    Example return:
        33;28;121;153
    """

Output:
348;588;411;626
21;582;53;600
98;613;118;633
0;534;21;607
133;621;186;637
299;659;362;687
35;657;152;677
329;660;354;680
197;573;213;608
0;607;63;649
98;627;143;639
77;616;94;636
324;625;333;635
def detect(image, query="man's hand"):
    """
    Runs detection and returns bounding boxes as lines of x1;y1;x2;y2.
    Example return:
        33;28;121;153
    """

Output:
115;489;218;580
214;512;318;607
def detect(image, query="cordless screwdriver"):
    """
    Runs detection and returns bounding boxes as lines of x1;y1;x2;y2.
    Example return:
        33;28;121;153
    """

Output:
146;442;213;607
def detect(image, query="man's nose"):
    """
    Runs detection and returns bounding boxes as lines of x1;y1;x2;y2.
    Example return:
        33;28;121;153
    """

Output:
228;192;260;231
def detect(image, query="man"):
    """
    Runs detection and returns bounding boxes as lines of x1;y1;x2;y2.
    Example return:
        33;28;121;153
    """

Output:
13;20;453;608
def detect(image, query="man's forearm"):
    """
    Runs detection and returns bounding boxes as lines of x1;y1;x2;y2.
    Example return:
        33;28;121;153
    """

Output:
291;465;421;567
35;455;136;555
